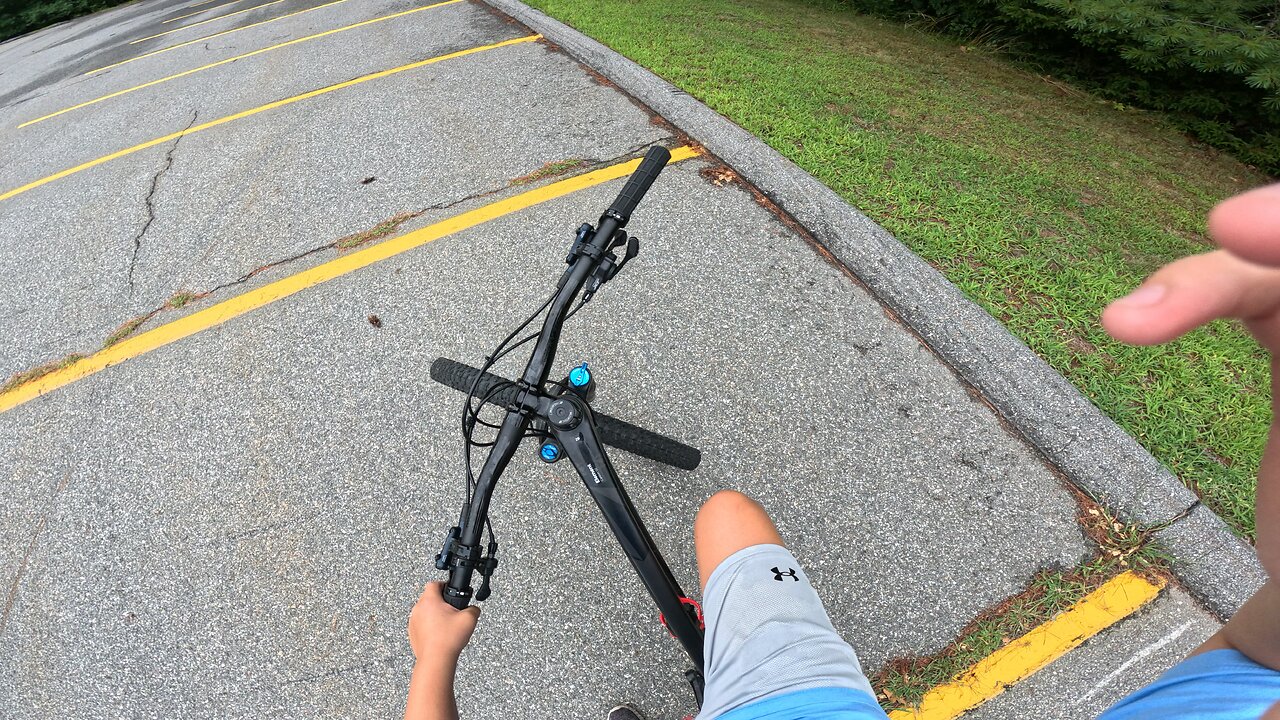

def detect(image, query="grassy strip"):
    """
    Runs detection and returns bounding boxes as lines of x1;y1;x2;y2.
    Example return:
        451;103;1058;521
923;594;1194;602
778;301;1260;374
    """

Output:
873;505;1171;709
525;0;1273;538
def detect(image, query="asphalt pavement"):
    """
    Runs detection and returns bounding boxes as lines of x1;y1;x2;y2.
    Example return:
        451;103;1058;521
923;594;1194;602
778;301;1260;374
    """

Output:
0;0;1257;718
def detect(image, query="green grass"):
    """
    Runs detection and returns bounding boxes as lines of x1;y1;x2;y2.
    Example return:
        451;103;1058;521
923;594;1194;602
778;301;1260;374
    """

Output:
526;0;1273;539
874;558;1123;707
102;315;149;348
164;290;203;310
334;210;421;251
1;0;136;43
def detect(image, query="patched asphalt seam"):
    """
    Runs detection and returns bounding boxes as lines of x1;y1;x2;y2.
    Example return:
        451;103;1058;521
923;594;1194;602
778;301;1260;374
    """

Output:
0;473;70;638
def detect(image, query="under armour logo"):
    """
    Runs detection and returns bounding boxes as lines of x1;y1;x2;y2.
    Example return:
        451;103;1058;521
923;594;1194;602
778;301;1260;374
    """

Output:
771;567;799;582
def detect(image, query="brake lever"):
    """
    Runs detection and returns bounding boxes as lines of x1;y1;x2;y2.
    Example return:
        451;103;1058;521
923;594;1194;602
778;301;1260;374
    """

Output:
435;526;460;570
620;233;640;269
437;530;499;602
583;233;641;302
475;539;499;601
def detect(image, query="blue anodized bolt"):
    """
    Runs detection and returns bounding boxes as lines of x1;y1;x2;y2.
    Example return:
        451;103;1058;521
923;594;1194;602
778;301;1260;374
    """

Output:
569;362;591;388
540;442;561;462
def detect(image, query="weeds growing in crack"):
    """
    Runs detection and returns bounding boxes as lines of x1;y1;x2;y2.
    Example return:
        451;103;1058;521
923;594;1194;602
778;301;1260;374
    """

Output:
164;289;205;309
103;314;154;348
335;211;420;251
3;144;674;396
870;509;1171;710
103;290;207;347
1082;504;1174;572
1;354;86;395
270;147;665;260
2;287;215;394
511;157;589;186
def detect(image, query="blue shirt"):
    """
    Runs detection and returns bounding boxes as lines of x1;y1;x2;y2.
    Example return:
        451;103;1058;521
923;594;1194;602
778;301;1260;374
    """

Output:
714;687;888;719
1100;650;1280;719
721;650;1279;719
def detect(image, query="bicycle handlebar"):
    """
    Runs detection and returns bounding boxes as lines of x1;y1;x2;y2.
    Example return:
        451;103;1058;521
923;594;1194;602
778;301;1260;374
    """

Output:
440;146;673;609
607;146;671;225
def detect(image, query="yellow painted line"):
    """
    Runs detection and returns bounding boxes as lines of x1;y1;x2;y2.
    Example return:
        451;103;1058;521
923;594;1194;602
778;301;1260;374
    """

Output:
135;0;289;42
0;35;538;204
22;0;463;128
84;0;354;77
888;571;1165;720
0;146;700;415
162;0;275;24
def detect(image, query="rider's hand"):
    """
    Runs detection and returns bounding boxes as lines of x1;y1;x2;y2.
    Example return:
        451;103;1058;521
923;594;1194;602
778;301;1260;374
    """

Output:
408;581;481;664
1101;181;1280;577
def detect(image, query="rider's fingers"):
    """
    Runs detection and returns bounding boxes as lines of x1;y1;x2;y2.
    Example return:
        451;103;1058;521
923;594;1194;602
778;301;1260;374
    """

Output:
1102;250;1280;347
420;580;445;602
1208;183;1280;266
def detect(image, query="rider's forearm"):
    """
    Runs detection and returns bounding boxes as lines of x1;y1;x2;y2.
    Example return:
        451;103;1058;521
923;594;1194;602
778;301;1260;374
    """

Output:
405;657;461;720
1222;580;1280;671
1257;387;1280;579
1197;580;1280;671
1202;373;1280;670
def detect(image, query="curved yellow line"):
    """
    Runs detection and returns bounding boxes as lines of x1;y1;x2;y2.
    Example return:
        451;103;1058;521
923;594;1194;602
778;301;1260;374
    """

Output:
0;147;700;414
22;0;464;128
0;35;539;203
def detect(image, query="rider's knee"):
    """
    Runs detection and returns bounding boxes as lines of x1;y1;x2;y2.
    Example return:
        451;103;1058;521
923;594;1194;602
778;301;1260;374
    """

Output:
696;489;763;533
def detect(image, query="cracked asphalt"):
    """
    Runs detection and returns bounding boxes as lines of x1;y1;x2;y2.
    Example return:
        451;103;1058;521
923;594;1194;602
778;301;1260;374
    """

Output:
0;0;1230;718
125;110;200;298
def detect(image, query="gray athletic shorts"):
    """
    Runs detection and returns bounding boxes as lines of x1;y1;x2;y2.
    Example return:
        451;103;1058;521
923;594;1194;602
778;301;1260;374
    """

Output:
695;544;876;719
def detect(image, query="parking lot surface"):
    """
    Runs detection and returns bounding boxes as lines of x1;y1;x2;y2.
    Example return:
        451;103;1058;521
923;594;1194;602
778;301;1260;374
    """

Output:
0;1;1238;718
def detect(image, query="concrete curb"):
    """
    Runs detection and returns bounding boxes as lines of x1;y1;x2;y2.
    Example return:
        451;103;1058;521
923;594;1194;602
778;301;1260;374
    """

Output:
485;0;1269;617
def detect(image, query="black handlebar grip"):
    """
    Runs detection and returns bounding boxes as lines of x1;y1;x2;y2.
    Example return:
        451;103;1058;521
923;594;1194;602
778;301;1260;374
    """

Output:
442;583;471;609
607;146;671;224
